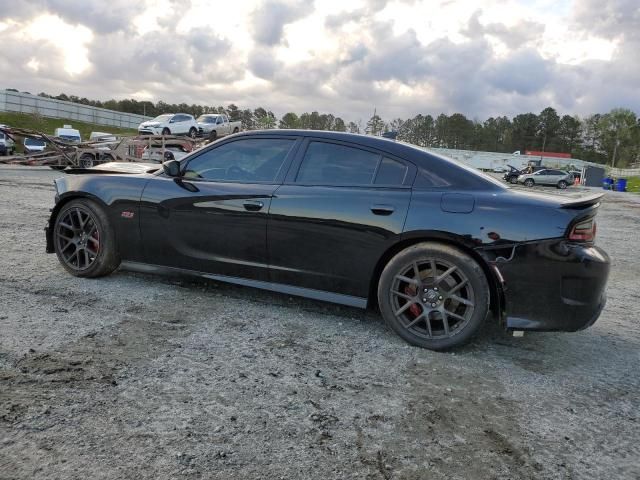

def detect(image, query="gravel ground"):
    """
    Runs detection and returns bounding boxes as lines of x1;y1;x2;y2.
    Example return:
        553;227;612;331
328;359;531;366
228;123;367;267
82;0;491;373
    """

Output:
0;165;638;479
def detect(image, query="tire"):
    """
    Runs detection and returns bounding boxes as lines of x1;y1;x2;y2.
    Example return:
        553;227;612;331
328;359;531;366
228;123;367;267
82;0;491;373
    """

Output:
161;127;171;136
557;180;568;189
79;154;94;168
53;199;120;278
510;176;518;184
208;130;218;141
377;242;490;350
524;179;534;187
188;127;197;139
233;127;239;133
49;165;67;170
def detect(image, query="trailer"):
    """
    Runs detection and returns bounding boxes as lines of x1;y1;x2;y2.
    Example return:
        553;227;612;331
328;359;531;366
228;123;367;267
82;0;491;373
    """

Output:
0;126;204;169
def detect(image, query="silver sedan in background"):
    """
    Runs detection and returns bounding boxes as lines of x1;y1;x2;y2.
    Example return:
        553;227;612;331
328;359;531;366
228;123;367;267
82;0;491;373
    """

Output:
518;169;573;189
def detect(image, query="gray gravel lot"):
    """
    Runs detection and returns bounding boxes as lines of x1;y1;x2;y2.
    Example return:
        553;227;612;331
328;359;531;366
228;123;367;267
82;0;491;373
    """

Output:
1;165;639;479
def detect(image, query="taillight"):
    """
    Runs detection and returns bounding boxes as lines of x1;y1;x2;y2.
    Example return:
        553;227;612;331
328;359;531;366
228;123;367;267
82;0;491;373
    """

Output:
568;218;596;242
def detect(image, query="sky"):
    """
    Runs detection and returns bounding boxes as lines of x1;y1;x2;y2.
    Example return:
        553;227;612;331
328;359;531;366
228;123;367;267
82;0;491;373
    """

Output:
0;0;638;122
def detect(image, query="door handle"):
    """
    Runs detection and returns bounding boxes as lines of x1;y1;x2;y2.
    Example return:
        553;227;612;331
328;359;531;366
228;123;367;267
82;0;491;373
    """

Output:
243;200;264;211
370;204;395;216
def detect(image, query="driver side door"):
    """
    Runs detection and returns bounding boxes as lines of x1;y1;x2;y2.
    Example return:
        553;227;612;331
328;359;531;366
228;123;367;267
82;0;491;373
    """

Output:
139;136;300;281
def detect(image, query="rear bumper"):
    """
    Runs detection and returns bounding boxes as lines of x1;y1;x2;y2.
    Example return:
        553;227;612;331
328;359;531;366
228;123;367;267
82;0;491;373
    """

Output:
492;240;610;331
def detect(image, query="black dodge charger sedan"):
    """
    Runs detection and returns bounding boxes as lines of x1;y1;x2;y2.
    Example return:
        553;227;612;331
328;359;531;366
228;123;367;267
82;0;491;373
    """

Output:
45;130;609;350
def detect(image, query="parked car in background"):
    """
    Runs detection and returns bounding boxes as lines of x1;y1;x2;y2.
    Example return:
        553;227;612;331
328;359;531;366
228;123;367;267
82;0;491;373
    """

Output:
503;165;522;184
45;130;609;351
54;125;81;143
518;169;573;189
24;137;47;153
196;114;241;141
141;145;190;163
0;126;15;155
89;132;117;142
138;114;198;138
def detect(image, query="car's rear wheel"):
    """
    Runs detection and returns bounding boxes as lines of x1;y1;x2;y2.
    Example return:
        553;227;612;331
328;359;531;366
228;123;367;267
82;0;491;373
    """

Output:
378;243;490;350
524;179;534;187
53;199;120;278
557;180;568;189
162;128;170;136
188;127;197;139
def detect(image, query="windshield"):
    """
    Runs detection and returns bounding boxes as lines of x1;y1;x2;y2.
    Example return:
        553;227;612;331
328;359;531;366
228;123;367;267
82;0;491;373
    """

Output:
59;135;81;142
25;138;46;146
151;114;173;122
197;115;218;124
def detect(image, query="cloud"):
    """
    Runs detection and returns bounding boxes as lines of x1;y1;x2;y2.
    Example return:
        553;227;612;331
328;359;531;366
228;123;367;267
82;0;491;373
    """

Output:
0;0;639;124
250;0;311;46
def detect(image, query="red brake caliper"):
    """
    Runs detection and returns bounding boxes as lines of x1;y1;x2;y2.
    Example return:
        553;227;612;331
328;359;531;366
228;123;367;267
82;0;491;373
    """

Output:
404;285;422;317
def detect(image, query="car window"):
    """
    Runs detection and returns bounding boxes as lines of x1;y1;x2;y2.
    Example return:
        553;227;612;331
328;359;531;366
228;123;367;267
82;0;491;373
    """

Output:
296;141;381;185
374;157;408;185
183;138;294;183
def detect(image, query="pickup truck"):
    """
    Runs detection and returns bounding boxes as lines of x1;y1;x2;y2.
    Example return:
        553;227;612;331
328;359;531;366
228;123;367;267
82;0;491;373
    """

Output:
196;114;241;140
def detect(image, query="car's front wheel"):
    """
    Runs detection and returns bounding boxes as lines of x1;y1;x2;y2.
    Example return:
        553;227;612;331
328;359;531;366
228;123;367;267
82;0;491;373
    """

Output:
378;242;489;350
78;153;94;168
557;180;568;189
53;199;120;278
510;176;518;184
161;128;171;136
209;130;218;141
188;127;197;139
524;179;535;187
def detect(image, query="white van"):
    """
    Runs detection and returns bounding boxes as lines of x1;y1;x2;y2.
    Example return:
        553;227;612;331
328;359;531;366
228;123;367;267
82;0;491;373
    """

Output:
54;125;82;143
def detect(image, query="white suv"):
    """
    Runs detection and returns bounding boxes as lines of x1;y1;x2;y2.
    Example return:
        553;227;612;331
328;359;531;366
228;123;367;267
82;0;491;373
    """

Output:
138;113;198;138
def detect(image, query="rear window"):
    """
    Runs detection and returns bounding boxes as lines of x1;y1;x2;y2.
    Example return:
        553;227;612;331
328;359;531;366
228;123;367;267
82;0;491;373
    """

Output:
296;142;381;185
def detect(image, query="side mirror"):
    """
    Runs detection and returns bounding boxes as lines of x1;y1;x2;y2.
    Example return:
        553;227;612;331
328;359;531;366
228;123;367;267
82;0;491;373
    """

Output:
163;159;181;177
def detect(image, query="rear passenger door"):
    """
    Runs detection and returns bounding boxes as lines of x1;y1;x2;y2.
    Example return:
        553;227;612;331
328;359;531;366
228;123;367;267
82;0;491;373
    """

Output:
267;138;415;301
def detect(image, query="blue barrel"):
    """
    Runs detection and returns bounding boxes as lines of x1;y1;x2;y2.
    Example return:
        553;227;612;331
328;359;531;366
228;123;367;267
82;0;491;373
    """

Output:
615;178;627;192
603;178;614;190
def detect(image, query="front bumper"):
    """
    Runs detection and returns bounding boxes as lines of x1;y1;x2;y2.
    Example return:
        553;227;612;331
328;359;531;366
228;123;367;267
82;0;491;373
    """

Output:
138;127;161;135
492;240;610;331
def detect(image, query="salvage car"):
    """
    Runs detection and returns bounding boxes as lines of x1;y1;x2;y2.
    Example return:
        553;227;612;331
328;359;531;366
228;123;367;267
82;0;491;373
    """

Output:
518;168;573;189
44;130;609;350
138;114;198;138
196;114;241;141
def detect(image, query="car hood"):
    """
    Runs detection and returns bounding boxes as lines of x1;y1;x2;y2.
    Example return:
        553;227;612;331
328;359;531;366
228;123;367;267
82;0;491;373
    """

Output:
64;162;161;175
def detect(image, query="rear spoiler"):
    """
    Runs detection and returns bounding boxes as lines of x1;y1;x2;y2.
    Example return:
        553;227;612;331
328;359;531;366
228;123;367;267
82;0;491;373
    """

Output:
559;193;604;209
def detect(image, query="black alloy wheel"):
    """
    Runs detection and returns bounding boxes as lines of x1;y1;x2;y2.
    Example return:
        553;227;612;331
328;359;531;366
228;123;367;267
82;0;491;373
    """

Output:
53;200;120;277
378;243;489;350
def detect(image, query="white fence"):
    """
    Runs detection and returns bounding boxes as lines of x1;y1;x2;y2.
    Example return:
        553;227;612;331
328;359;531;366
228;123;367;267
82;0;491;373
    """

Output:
0;91;150;129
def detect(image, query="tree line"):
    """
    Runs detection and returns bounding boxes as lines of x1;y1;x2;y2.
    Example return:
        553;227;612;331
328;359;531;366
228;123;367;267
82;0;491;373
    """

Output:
9;89;640;167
